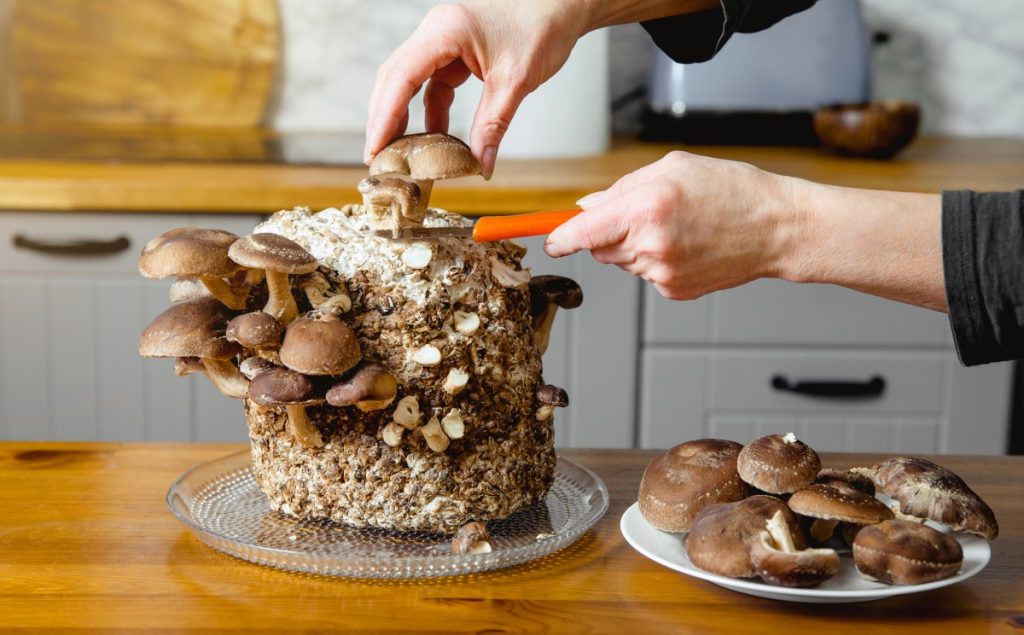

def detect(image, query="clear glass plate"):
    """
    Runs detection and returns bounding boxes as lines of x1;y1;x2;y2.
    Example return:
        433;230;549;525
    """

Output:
167;449;609;579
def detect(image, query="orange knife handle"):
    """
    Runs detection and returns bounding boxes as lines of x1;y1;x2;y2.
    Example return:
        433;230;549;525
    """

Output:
472;209;582;242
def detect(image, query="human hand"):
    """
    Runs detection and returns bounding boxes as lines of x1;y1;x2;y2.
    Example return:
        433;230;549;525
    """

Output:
364;0;589;178
543;151;800;300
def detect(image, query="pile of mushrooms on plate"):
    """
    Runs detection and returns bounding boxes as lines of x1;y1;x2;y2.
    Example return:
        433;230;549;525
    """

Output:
638;433;998;587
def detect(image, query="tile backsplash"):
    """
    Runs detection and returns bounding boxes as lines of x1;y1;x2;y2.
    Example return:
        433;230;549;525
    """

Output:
275;0;1024;139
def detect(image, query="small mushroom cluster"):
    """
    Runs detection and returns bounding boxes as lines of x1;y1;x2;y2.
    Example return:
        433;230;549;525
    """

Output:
138;226;392;448
639;433;999;588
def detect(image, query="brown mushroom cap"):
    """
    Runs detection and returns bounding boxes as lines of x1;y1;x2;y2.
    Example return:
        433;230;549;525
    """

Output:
369;133;482;180
737;433;822;494
226;311;283;349
816;468;876;496
139;297;240;360
247;367;318;406
239;356;275;380
536;384;569;407
227;233;318;274
639;439;752;532
279;316;361;376
685;496;807;578
749;512;840;588
325;363;398;411
789;482;894;526
450;521;493;555
853;519;964;585
529;275;584;315
868;457;998;540
138;227;241;279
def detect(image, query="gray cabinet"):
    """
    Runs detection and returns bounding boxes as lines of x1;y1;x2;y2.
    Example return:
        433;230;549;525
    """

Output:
0;212;262;442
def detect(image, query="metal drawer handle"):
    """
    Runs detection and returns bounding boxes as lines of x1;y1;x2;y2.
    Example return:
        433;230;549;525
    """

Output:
771;374;886;399
13;234;131;256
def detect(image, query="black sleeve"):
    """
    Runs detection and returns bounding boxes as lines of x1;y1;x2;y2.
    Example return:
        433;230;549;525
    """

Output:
642;0;818;63
943;189;1024;366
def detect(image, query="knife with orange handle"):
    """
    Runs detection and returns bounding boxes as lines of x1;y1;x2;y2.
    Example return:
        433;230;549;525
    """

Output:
372;208;582;242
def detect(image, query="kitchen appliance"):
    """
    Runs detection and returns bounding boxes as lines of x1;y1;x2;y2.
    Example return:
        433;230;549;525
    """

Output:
641;0;871;145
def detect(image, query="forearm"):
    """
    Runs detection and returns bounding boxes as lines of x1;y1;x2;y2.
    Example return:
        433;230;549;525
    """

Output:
778;179;947;312
579;0;720;31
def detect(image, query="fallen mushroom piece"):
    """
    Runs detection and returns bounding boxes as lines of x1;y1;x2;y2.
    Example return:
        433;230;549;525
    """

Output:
750;511;840;588
279;314;361;377
868;457;998;540
853;519;963;585
248;367;324;448
815;467;876;496
139;297;247;398
528;275;584;354
443;367;469;395
639;439;752;533
420;415;449;452
392;395;421;429
169;278;211;303
139;227;248;309
441;408;464;439
788;482;893;542
685;496;806;578
381;421;405;447
369;132;482;218
451;521;492;555
358;176;423;235
239;356;275;380
326;363;398;411
736;433;821;494
226;311;284;360
228;233;318;326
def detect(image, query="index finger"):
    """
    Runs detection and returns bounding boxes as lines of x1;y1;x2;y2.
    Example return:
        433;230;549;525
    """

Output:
365;31;463;162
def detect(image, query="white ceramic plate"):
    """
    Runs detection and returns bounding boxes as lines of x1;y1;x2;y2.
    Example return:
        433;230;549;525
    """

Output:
620;502;991;603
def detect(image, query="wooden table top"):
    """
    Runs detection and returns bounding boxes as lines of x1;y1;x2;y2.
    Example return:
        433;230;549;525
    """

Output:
0;132;1022;215
0;442;1020;633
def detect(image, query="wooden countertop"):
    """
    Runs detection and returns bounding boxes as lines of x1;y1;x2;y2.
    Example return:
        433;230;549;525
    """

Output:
0;442;1020;633
0;133;1022;215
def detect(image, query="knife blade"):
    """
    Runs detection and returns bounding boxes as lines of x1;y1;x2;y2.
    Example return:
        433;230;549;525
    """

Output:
372;208;581;242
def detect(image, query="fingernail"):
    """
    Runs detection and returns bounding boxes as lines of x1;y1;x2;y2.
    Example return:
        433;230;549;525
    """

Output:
482;146;497;180
576;190;608;208
544;239;564;258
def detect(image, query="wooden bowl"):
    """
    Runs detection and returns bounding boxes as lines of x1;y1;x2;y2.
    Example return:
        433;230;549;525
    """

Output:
813;101;921;159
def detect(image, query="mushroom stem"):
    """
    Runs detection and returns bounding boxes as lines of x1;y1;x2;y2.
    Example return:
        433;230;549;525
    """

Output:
533;305;558;355
414;179;433;218
263;270;299;325
284;404;324;448
809;518;840;542
200;358;249;399
199;275;249;310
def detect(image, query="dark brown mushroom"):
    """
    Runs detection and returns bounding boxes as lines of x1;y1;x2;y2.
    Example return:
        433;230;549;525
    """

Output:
815;467;876;496
737;432;821;494
528;275;584;355
248;366;324;447
326;363;398;411
226;311;283;362
451;521;492;554
788;481;893;542
853;519;963;585
139;227;248;309
279;314;361;377
749;511;840;588
228;233;318;326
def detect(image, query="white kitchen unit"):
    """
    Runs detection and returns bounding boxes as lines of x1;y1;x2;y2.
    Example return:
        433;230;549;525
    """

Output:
0;212;263;443
639;279;1013;455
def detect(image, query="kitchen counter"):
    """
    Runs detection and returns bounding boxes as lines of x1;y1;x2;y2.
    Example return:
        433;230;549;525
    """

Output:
0;131;1022;214
0;442;1020;633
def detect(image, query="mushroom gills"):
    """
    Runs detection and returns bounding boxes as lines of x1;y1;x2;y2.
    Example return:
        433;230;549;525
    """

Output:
751;511;839;588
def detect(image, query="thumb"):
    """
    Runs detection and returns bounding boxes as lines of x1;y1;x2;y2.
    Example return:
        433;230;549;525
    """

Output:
469;81;526;179
544;198;630;258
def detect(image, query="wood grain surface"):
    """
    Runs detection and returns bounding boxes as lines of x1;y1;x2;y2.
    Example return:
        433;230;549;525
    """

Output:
0;442;1020;634
6;0;279;127
0;137;1022;215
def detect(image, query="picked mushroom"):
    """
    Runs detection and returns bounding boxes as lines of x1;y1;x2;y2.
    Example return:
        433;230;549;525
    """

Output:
139;227;248;310
787;481;894;542
736;432;821;494
226;311;283;361
358;176;423;236
451;521;492;555
750;511;840;588
535;384;569;421
815;467;876;496
420;415;450;452
639;439;751;533
853;519;963;585
279;314;362;377
139;297;248;398
326;363;398;411
867;457;998;540
248;366;324;448
368;132;482;219
228;233;318;326
528;275;583;355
